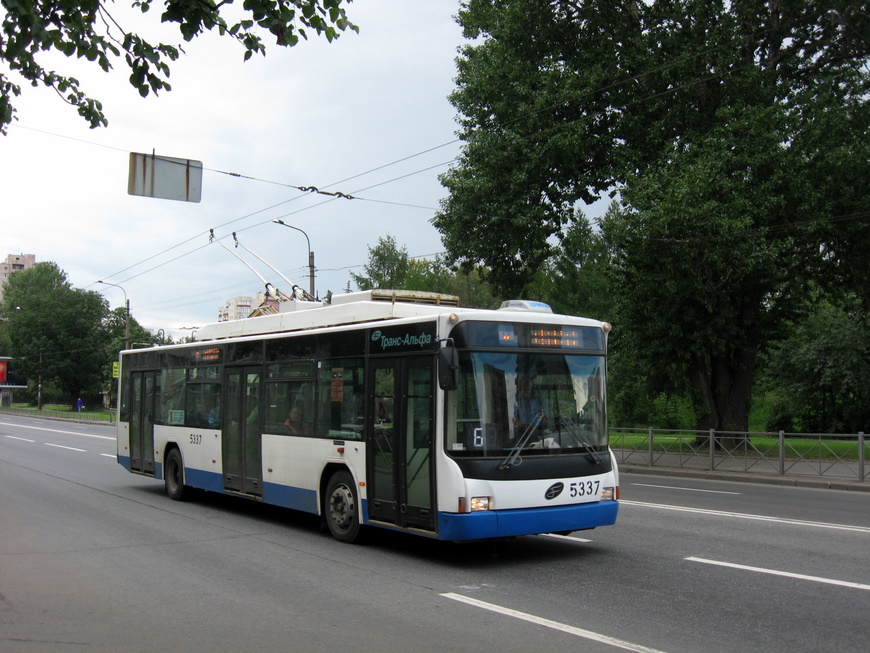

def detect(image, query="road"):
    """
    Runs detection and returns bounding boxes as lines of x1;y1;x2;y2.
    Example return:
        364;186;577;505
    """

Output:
1;415;868;653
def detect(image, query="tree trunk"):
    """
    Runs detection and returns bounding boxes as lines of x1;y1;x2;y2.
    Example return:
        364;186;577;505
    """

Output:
689;347;757;451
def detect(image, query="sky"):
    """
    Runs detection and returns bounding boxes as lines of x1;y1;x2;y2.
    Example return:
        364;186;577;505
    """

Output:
1;1;468;339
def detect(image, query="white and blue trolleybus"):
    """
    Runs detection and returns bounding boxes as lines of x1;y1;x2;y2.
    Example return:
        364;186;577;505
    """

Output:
116;290;619;542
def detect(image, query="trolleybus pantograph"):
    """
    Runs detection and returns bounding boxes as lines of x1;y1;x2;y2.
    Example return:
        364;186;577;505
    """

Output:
116;289;619;543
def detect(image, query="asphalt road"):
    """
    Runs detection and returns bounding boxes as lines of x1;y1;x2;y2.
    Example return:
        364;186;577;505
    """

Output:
1;415;868;653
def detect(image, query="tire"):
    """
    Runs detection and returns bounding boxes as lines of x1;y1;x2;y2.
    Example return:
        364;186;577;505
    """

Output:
164;448;187;501
324;471;362;543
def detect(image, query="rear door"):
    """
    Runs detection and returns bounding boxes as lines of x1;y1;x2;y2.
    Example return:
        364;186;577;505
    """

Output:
222;366;263;496
129;370;155;474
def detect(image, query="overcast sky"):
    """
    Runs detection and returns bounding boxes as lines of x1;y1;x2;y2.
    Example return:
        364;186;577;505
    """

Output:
1;1;467;338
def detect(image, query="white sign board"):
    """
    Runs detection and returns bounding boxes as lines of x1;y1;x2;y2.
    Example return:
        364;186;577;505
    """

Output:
128;152;203;203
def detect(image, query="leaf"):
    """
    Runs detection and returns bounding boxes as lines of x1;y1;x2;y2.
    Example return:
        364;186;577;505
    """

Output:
1;0;360;132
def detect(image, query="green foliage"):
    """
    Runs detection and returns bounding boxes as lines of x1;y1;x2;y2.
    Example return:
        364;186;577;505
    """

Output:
351;235;410;291
526;211;613;320
762;300;870;433
352;235;500;308
0;318;10;354
0;0;358;133
438;0;870;434
0;262;110;400
443;265;500;309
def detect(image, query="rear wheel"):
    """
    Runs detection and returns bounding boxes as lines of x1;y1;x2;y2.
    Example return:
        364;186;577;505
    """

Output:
164;448;187;501
324;471;361;543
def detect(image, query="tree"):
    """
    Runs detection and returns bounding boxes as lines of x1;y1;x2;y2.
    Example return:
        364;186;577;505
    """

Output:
762;297;869;434
0;262;110;406
351;235;410;291
101;305;156;405
0;0;358;133
436;0;870;440
352;235;500;308
525;211;613;320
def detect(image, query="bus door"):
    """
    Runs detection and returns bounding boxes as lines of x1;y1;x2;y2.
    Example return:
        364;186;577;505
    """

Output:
223;366;263;496
367;356;435;532
129;371;156;474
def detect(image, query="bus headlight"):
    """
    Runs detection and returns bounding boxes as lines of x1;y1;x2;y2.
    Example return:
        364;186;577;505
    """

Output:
601;486;619;501
470;496;491;511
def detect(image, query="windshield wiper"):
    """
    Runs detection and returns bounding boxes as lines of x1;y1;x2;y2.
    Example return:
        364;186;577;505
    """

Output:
558;416;602;464
576;437;602;464
499;410;545;470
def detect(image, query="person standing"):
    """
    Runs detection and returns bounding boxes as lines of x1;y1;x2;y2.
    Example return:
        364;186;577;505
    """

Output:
75;397;84;413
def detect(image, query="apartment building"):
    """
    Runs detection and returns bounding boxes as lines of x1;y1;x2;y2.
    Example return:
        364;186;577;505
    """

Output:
0;254;36;303
218;295;254;322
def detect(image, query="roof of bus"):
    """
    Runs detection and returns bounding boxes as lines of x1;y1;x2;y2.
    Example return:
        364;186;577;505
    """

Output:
187;289;607;343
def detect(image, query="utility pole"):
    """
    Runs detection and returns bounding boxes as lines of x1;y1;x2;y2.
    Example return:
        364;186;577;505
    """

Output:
273;220;315;298
97;280;130;350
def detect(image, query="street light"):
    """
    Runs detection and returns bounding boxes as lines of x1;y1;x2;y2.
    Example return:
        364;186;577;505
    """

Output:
97;280;130;350
272;219;315;298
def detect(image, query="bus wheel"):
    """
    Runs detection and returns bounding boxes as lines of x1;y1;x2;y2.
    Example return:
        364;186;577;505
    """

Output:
324;471;361;543
164;448;187;501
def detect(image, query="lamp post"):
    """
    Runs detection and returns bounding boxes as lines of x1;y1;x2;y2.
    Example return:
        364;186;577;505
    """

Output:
272;219;315;298
97;280;130;350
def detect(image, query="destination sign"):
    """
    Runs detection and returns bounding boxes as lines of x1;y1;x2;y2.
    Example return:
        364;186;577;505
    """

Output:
192;347;222;364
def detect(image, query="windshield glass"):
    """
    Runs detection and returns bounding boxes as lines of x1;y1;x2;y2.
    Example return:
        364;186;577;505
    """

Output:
444;351;606;458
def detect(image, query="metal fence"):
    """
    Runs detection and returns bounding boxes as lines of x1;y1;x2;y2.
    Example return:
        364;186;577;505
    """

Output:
611;427;866;483
0;406;115;423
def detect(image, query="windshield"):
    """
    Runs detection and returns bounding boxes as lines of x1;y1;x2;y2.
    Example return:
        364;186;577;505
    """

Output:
444;351;606;458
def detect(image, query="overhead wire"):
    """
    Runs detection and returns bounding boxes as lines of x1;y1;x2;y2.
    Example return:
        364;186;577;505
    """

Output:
79;39;755;290
38;37;744;293
26;28;860;297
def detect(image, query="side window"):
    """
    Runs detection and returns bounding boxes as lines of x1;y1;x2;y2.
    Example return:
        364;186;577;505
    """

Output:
186;381;221;428
263;360;315;436
264;379;315;436
316;359;365;439
158;368;187;425
187;367;221;428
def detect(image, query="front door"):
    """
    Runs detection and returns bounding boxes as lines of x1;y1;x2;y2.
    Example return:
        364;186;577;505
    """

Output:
223;366;263;496
129;371;155;474
367;357;435;532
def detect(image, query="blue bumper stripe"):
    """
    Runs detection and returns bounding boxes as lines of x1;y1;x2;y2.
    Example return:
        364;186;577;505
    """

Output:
185;467;224;493
437;501;619;541
263;482;318;513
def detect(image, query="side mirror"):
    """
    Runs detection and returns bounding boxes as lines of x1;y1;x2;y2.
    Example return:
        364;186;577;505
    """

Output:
437;339;459;391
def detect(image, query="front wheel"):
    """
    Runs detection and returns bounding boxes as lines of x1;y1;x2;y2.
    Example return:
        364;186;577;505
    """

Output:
164;448;188;501
324;471;362;543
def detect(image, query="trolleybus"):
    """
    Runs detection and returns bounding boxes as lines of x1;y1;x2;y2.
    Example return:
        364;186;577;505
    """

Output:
116;290;619;542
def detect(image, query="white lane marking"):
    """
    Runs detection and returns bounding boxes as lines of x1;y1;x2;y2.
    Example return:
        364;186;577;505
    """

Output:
632;483;741;495
622;500;870;533
442;593;670;653
4;435;36;443
541;533;593;543
100;453;115;458
686;557;870;591
45;443;86;452
0;421;114;440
